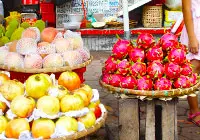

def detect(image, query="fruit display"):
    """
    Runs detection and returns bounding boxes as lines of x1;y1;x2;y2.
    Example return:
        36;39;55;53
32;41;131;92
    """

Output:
0;26;90;69
0;71;107;139
0;15;46;46
101;33;199;92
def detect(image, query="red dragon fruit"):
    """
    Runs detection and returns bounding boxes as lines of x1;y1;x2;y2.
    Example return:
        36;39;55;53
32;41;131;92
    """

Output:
173;75;191;88
146;46;163;62
165;62;181;79
136;33;155;49
178;43;188;53
147;61;164;79
109;74;123;87
154;77;172;90
130;62;146;78
120;76;137;89
129;47;145;62
112;39;132;59
102;74;111;84
116;59;131;75
159;33;179;51
168;48;186;65
137;76;153;90
181;63;193;76
104;56;118;73
189;73;198;86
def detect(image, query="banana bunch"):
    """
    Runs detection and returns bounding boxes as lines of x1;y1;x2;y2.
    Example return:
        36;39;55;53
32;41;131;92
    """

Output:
5;11;21;27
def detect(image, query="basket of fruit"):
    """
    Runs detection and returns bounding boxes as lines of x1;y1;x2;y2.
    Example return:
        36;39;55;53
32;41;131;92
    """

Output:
0;19;92;83
0;71;107;140
100;33;200;98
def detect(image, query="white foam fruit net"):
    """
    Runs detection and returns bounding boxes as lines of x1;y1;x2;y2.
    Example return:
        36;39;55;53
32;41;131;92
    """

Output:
4;52;24;68
37;43;56;56
21;27;41;42
0;49;8;65
76;47;90;62
43;53;64;68
16;38;37;55
62;50;83;67
24;54;43;69
64;30;84;50
53;38;73;53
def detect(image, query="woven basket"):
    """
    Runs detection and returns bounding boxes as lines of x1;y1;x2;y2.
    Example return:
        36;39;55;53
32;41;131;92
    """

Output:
142;5;163;28
0;56;93;83
106;20;138;29
51;111;107;140
0;56;92;73
99;77;200;98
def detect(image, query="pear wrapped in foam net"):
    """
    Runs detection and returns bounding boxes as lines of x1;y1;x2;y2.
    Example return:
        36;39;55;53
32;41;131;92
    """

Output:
21;27;41;42
64;30;83;50
53;38;72;53
4;52;24;68
16;38;37;55
43;53;64;68
0;48;8;65
76;47;90;62
62;50;83;67
37;42;56;58
24;54;43;69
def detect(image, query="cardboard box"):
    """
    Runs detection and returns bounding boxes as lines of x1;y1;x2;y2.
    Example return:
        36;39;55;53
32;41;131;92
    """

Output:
164;21;175;27
165;10;182;22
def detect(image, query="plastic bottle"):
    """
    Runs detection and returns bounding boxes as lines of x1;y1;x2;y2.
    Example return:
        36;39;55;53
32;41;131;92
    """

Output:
0;0;4;17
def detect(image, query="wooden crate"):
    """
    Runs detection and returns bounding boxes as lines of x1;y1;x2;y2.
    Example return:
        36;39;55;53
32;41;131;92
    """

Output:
106;98;178;140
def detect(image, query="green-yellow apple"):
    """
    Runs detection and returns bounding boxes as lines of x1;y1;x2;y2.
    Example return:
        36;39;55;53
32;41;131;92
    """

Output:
56;116;78;132
11;95;35;118
60;94;84;112
37;95;60;116
73;89;89;107
31;118;55;139
0;116;8;133
25;74;52;99
78;111;96;128
5;118;30;138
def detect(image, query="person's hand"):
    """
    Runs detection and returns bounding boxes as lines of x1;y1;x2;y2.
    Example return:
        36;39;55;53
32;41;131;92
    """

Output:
188;37;199;54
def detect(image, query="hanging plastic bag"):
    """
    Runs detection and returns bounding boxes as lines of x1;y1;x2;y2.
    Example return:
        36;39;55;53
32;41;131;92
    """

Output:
165;0;182;10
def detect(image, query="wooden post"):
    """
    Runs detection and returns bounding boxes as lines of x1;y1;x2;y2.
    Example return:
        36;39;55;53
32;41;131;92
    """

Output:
119;98;139;140
159;99;178;140
145;100;155;140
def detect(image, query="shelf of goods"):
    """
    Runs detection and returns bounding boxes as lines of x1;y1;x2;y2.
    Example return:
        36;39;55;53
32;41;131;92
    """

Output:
77;28;171;36
99;32;200;99
0;71;107;139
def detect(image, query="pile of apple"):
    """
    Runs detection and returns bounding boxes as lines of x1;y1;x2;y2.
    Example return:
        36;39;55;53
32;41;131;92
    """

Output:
102;33;198;90
0;71;105;139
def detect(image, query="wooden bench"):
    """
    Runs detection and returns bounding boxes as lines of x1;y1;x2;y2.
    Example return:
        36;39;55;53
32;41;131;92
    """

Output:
107;98;178;140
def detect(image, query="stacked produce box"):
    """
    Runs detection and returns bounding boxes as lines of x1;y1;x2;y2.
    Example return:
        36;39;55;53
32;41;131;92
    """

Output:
164;0;182;27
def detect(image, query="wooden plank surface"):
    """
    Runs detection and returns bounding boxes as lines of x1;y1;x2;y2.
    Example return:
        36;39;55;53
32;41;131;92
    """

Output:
160;99;178;140
119;99;139;140
145;100;155;140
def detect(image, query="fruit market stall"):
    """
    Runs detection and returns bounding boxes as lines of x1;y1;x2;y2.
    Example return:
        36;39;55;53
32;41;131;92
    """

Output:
99;33;200;140
0;71;107;140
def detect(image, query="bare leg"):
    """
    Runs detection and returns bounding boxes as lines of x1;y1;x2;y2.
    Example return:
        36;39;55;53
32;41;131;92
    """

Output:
188;59;200;122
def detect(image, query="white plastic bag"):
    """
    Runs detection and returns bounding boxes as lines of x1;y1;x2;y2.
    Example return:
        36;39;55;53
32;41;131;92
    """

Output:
165;0;182;10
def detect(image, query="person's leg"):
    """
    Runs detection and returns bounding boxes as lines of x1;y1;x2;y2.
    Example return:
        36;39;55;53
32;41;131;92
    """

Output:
188;59;200;124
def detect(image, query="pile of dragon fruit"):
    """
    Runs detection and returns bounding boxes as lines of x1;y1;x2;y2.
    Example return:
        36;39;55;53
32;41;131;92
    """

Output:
101;33;198;90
